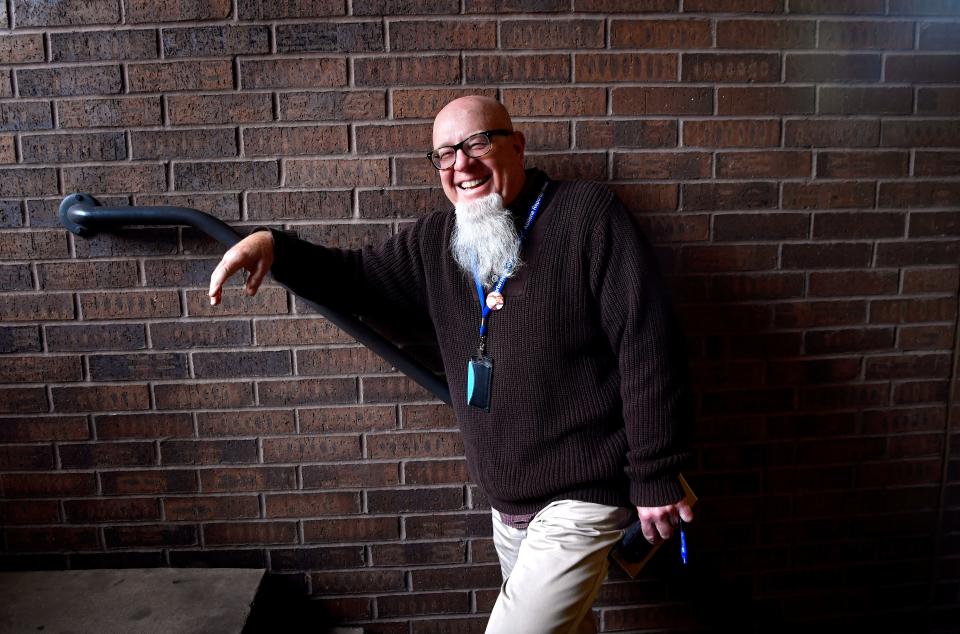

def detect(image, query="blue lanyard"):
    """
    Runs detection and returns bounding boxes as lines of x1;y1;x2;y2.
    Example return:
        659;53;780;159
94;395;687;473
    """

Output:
472;180;549;339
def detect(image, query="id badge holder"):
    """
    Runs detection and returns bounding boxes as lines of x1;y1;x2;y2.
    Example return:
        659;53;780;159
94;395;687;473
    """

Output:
467;354;493;412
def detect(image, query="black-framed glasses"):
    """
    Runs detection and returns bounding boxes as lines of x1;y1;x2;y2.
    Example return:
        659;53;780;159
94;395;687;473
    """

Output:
426;129;513;170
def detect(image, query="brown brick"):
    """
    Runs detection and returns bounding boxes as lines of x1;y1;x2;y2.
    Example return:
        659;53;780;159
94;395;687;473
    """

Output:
404;459;470;485
1;472;96;498
164;495;259;521
126;0;229;22
131;129;236;160
714;213;809;241
262;434;361;462
300;462;398;489
503;88;605;117
312;570;405;594
161;439;258;466
819;87;913;116
919;21;960;50
0;293;73;321
821;21;914;50
244;125;348;157
501;19;603;49
53;384;150;413
241;58;347;90
0;34;44;63
0;415;88;442
368;487;463;513
372;541;465;566
193;351;291;379
50;29;156;63
717;87;815;116
683;182;778;210
204;522;297;545
466;54;571;83
46;324;145;352
466;0;567;11
128;60;232;93
59;441;155;469
352;123;428;155
297;347;391;376
717;151;812;178
150;320;252;350
200;466;296;493
105;525;197;548
62;164;166;194
0;168;58;196
265;492;360;517
612;19;710;48
38;260;137;290
717;19;813;48
0;263;30;289
790;0;883;12
101;469;196;495
900;325;955;350
613;152;710;180
163;25;269;58
636;214;710;243
894;380;949;405
0;230;67;260
786;54;881;82
785;120;879;148
813;212;905;239
809;270;898;298
247;191;349;222
57;96;161;128
89;353;187;381
6;527;99;553
0;101;52;131
303;517;399;543
79;291;180;320
404;512;490;539
683;53;780;82
877;240;960;266
358;188;448;219
270;546;364;571
871;297;956;324
575;53;676;82
819;151;909;178
174;160;278;191
392;88;496;119
391;20;494;51
286;158;388;187
887;55;960;83
681;245;778;273
95;412;193;439
255;318;349;346
577;120;675;150
239;0;346;18
782;243;873;269
518;121;571;151
0;500;60;524
280;90;386;121
379;592;471;618
196;409;294;436
259;378;357;407
683;0;780;9
300;406;396;433
168;93;273;125
782;182;876;209
880;182;960;208
684;120;779;148
0;390;48;415
774;300;866;328
0;355;81;383
866;353;951;380
155;382;253;410
0;135;13;163
14;0;119;26
884;121;960;148
903;266;959;293
915;152;960;178
356;56;460;86
367;431;464;459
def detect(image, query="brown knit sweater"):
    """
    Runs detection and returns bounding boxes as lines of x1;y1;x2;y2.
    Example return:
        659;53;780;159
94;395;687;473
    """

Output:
269;170;693;514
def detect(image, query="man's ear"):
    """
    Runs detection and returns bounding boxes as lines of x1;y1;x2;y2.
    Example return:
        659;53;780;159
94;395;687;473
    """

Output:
512;130;526;162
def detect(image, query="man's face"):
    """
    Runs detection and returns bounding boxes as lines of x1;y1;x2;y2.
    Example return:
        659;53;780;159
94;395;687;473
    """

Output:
432;99;526;207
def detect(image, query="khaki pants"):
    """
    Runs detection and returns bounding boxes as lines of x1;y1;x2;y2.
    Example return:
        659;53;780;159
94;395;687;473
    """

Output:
486;499;634;634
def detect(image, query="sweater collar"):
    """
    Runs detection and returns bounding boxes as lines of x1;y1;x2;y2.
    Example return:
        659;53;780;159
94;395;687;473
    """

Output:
506;168;549;228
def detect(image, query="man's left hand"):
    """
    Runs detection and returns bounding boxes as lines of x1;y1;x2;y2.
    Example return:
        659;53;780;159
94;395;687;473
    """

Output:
636;498;694;544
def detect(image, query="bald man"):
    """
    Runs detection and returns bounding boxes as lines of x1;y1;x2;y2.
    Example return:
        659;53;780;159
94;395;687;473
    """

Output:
210;96;693;633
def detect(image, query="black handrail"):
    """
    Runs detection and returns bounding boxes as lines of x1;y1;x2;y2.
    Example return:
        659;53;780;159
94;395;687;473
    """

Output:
58;193;452;406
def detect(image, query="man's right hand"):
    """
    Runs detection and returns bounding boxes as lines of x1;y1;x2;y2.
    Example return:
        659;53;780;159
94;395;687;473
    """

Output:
208;230;275;306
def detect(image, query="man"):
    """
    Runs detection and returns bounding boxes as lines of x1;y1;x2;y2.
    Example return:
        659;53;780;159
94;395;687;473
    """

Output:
209;96;694;633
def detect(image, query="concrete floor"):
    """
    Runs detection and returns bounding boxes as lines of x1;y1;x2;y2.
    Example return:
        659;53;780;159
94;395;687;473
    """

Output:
0;568;265;634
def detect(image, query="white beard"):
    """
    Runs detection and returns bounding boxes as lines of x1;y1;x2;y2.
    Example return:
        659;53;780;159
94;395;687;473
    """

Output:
451;193;522;289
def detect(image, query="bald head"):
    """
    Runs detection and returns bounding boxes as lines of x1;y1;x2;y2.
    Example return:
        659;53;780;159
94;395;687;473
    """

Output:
431;96;527;207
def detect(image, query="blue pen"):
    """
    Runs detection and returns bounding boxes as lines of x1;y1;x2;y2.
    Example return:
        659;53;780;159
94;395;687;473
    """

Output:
679;519;688;565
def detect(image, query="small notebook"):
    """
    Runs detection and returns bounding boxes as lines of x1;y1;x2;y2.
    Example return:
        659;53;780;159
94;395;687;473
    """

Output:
610;474;698;578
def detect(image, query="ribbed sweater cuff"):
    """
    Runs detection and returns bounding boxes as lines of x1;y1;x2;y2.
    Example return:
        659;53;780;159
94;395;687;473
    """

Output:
630;476;684;508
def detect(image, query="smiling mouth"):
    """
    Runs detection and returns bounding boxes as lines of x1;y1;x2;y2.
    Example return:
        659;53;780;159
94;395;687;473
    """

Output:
457;176;491;190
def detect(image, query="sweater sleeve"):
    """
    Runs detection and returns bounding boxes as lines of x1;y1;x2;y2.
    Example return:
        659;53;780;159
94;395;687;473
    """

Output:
588;189;693;508
267;217;433;326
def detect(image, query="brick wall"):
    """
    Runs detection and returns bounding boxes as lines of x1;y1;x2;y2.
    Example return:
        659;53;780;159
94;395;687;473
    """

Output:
1;0;959;631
